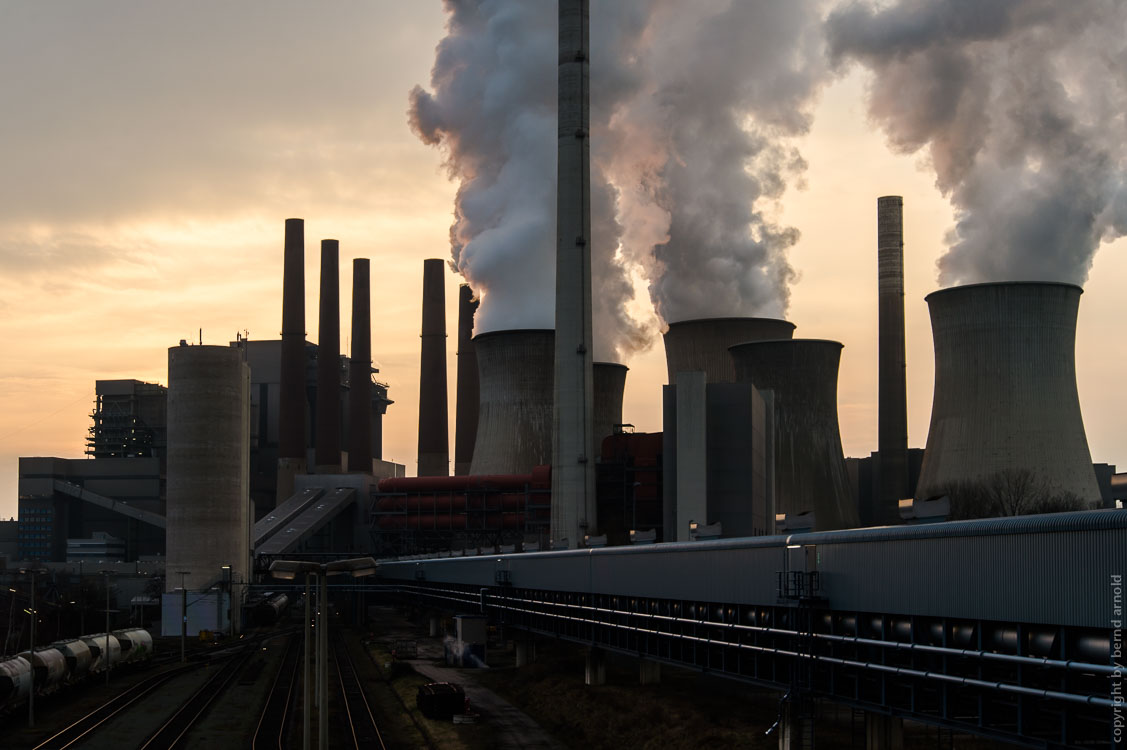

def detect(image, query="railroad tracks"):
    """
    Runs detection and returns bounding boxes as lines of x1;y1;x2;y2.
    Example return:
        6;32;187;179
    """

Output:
332;634;387;750
250;634;302;750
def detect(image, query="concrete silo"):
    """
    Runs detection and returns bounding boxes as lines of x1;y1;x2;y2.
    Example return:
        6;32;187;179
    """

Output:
593;362;628;453
166;344;251;592
915;282;1100;507
470;330;554;476
664;318;795;384
730;339;859;530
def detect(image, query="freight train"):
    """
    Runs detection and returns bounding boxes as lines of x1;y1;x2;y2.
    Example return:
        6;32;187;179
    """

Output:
0;628;153;715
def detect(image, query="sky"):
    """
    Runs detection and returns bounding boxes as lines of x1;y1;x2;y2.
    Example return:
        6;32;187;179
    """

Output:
1;1;1124;521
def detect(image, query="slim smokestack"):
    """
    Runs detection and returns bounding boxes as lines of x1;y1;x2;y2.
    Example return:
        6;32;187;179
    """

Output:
454;284;480;476
277;218;307;505
417;259;449;476
877;196;909;522
315;239;341;473
347;258;372;474
552;0;596;549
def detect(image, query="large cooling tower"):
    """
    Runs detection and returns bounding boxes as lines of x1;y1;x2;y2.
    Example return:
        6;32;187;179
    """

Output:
166;344;250;592
877;197;909;519
417;259;449;476
664;318;796;384
730;339;859;530
593;362;628;452
915;282;1100;504
470;329;554;476
315;239;341;472
454;284;480;476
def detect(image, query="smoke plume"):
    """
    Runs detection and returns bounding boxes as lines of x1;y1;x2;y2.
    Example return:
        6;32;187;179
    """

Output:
828;0;1127;286
409;0;650;361
411;1;830;356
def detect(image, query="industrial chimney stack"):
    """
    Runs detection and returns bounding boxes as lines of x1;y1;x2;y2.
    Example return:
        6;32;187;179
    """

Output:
277;218;307;505
314;240;342;472
877;196;909;523
417;259;450;476
552;0;596;548
454;284;480;476
347;259;372;474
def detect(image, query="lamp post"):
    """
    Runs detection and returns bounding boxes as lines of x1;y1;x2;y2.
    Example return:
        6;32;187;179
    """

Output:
20;566;47;728
100;569;115;686
269;557;378;750
176;571;190;662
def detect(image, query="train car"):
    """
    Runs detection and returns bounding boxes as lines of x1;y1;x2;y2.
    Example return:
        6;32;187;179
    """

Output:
53;639;94;684
0;656;32;714
252;593;290;626
112;629;154;665
20;647;67;696
81;633;121;674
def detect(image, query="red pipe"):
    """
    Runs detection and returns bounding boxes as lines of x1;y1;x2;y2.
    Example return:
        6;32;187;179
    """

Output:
378;465;550;493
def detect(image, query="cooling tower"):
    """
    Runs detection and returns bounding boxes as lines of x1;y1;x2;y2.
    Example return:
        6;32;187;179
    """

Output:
593;362;628;452
877;196;909;520
454;284;480;476
915;282;1100;505
347;259;372;474
470;329;554;476
664;318;796;384
166;344;250;592
730;339;859;530
417;259;449;476
277;218;307;503
315;239;341;473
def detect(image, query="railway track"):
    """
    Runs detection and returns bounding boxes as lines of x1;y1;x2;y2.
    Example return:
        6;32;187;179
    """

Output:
250;634;302;750
332;634;387;750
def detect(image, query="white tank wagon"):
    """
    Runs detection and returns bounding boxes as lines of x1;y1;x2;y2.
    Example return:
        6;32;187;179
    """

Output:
81;633;121;674
54;638;93;683
0;656;32;711
20;648;67;695
113;629;154;664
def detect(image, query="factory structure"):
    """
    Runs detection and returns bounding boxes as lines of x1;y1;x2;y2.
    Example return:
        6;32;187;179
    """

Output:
10;3;1126;642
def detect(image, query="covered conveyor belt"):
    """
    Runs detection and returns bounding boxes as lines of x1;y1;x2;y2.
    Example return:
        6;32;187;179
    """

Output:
53;480;166;529
253;487;324;548
255;488;356;556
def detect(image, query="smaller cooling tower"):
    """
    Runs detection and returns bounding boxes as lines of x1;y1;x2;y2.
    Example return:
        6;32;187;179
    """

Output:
915;282;1100;506
730;339;858;530
664;318;795;384
454;285;480;476
593;362;628;452
166;344;250;592
469;330;554;476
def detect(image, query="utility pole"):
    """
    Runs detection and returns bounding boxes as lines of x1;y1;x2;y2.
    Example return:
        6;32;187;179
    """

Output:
304;572;311;750
176;571;189;663
23;567;46;727
319;572;328;750
101;569;115;686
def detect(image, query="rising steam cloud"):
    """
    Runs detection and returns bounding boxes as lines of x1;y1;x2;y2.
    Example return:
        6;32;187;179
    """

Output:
410;0;829;357
828;0;1127;287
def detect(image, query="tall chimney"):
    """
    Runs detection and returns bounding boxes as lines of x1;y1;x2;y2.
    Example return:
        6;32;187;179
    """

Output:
453;284;480;476
347;258;372;474
552;0;596;548
277;217;307;505
315;239;341;473
417;259;449;476
877;196;909;522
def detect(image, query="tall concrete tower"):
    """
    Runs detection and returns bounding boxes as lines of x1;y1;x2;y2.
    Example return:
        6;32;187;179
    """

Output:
417;259;450;476
877;196;909;523
277;218;306;505
454;284;480;476
315;239;342;473
347;259;372;474
552;0;596;548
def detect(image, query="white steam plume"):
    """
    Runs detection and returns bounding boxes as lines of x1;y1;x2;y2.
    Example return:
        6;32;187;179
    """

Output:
828;0;1127;286
409;0;650;361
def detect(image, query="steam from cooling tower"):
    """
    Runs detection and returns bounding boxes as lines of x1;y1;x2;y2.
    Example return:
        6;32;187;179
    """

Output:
828;1;1127;286
409;1;827;350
